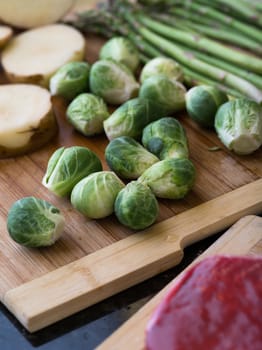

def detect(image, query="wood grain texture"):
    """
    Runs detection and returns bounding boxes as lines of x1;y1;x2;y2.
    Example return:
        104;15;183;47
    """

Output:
0;12;262;331
97;215;262;350
2;180;262;332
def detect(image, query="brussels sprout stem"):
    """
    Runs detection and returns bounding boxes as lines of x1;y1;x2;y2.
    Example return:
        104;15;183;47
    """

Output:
137;15;262;74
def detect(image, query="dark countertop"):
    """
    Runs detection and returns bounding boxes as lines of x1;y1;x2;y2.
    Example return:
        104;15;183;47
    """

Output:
0;232;221;350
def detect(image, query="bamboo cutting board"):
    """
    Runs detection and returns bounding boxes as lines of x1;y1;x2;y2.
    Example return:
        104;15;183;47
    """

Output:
0;30;262;332
97;215;262;350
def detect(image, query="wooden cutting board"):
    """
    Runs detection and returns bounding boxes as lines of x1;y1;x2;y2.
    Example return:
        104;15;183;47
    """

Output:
0;9;262;332
97;215;262;350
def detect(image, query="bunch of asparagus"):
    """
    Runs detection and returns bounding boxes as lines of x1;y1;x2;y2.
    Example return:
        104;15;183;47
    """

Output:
70;0;262;102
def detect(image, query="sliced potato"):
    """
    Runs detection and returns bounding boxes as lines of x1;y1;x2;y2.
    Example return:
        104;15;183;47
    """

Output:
0;84;57;158
0;0;76;29
1;24;86;87
0;25;13;48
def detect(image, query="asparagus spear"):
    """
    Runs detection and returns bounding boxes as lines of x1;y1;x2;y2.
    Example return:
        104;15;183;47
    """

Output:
170;4;262;43
138;15;262;74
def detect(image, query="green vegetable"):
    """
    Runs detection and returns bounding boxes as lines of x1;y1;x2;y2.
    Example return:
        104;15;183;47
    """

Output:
142;117;189;160
99;36;140;73
66;93;109;136
71;171;124;219
7;197;65;248
105;136;159;179
138;158;196;199
139;75;186;114
103;97;166;140
89;59;139;105
186;85;228;128
215;99;262;155
49;61;90;100
42;146;102;197
114;181;158;230
140;57;183;83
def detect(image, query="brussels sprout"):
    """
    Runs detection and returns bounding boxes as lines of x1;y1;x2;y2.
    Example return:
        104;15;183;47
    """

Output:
105;136;159;179
140;57;183;83
138;158;195;199
142;117;189;160
42;146;102;197
114;181;158;230
7;197;65;247
71;171;124;219
186;85;228;128
139;75;186;114
215;98;262;155
49;61;90;100
66;93;109;136
99;36;140;73
89;59;139;105
103;97;166;140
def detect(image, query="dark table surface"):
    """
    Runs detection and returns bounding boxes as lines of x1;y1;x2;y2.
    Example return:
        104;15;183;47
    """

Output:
0;232;221;350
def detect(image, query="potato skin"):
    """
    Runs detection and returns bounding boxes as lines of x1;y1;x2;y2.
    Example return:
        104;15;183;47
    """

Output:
0;109;58;158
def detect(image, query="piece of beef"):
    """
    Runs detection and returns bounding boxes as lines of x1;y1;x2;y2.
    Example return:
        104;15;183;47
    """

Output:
146;255;262;350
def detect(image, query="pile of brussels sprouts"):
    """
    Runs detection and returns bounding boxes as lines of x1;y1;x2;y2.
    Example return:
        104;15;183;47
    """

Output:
7;36;262;247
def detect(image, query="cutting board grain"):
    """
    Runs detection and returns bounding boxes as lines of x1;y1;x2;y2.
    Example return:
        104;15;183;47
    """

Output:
0;17;262;331
97;215;262;350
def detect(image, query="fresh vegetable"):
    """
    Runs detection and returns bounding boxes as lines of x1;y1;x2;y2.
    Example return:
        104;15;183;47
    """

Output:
215;99;262;155
71;1;262;102
103;97;166;140
7;197;65;248
114;181;159;230
50;61;90;100
71;171;125;219
105;136;159;179
42;146;102;197
138;158;196;199
0;0;76;29
67;93;109;136
0;84;57;158
99;36;140;73
1;24;86;87
142;117;189;160
139;75;186;114
0;25;13;48
89;59;139;105
140;57;183;83
186;85;228;128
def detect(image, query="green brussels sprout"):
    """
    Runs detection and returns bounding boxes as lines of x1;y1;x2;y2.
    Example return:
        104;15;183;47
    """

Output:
99;36;140;73
7;197;65;247
139;75;186;114
186;85;228;128
103;97;166;140
138;158;196;199
215;98;262;155
105;136;159;179
89;59;139;105
71;171;125;219
42;146;102;197
114;181;159;230
49;61;90;100
142;117;189;160
140;57;183;83
66;93;109;136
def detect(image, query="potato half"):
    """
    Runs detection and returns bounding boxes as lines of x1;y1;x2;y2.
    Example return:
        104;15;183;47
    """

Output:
0;25;13;49
0;84;57;158
0;0;76;29
1;24;86;87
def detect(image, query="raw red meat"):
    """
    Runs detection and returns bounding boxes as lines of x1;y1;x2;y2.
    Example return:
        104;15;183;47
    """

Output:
146;255;262;350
